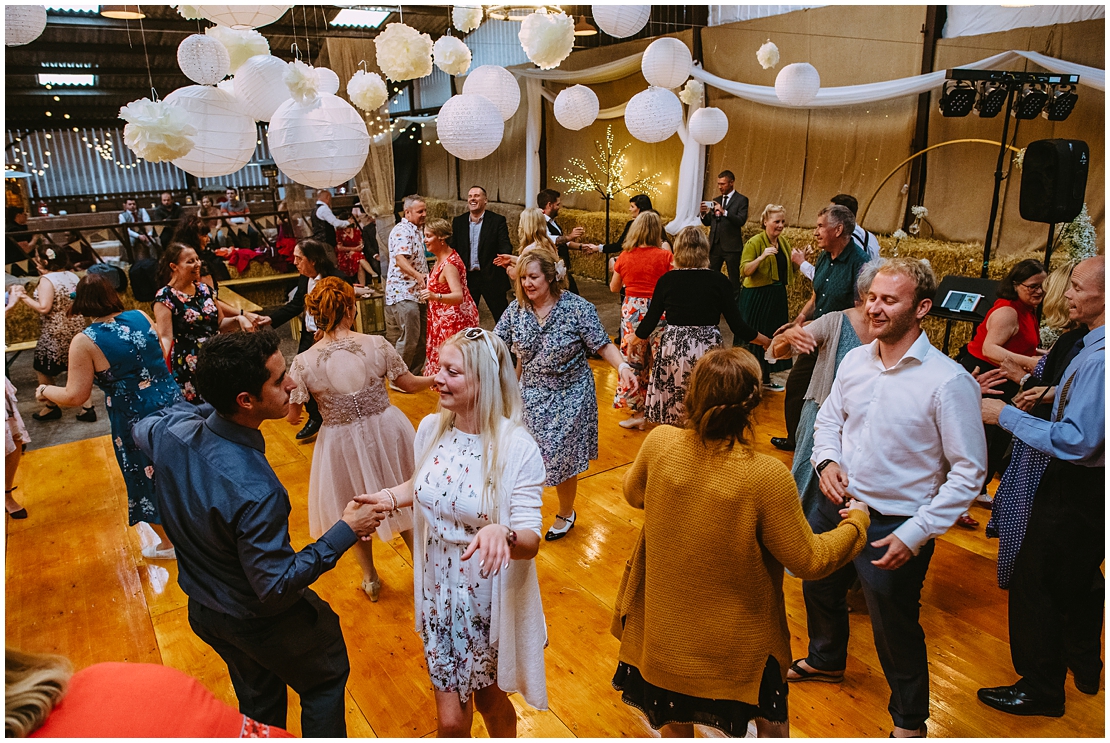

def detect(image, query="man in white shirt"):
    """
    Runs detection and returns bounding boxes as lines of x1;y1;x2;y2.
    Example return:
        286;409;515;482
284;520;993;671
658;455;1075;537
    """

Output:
118;197;153;255
791;257;986;738
384;195;429;375
792;193;880;280
311;188;352;250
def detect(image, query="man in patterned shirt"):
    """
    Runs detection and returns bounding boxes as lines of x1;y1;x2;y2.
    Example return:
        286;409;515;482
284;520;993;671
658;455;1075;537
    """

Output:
385;195;429;376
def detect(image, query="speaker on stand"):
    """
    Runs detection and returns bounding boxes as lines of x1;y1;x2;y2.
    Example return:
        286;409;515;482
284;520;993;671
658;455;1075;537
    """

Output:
1019;138;1089;267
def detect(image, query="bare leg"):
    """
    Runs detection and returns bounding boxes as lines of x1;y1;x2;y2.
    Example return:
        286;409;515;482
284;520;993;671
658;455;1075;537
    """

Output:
351;539;379;585
150;523;173;550
555;475;577;519
474;684;517;738
6;442;25;513
434;689;474;738
660;723;695;737
34;372;57;416
756;719;790;738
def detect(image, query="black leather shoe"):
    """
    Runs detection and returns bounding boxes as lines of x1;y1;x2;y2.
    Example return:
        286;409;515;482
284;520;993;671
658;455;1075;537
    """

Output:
977;685;1064;717
295;418;322;441
771;437;795;451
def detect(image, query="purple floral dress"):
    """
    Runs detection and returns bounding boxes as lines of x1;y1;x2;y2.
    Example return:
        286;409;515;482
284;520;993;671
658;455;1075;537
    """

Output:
154;282;219;403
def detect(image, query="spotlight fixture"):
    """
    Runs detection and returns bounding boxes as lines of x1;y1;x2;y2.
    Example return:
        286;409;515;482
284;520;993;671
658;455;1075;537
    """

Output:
1012;83;1048;119
573;15;598;36
1042;84;1078;121
100;5;145;19
938;80;976;117
974;80;1008;118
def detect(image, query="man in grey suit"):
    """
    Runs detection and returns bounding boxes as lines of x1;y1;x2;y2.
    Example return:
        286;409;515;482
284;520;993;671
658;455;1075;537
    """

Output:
699;170;749;298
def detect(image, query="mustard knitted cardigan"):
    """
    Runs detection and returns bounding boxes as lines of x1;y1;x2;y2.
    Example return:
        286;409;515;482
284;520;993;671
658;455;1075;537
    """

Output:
612;426;870;704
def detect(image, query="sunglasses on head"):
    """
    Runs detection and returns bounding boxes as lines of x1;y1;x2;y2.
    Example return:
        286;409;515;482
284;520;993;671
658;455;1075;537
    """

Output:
462;327;500;362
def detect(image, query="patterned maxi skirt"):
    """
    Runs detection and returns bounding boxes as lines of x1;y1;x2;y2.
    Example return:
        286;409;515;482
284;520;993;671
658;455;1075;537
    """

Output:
644;325;723;426
614;296;664;414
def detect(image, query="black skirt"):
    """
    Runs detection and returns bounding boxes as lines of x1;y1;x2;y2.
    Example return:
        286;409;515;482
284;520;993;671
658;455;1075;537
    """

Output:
738;282;791;375
612;656;788;737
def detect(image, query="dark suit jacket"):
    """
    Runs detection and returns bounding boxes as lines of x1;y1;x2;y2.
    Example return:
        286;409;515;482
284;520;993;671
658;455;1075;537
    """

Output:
261;265;351;329
700;190;749;254
448;210;513;292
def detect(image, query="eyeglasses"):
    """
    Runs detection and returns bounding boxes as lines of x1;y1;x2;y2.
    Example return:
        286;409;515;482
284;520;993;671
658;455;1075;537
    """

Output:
1019;281;1045;292
462;327;501;362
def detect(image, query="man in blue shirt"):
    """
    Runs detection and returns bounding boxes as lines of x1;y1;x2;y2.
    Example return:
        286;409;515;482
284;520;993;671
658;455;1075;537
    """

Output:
134;330;392;737
977;256;1105;718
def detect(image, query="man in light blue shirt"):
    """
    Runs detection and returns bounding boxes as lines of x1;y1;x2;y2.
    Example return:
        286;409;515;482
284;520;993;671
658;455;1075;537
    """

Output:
977;256;1104;718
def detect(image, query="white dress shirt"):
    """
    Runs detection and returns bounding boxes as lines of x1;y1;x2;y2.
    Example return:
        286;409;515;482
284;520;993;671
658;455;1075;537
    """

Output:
811;330;986;554
315;201;349;229
304;274;320;332
468;212;484;271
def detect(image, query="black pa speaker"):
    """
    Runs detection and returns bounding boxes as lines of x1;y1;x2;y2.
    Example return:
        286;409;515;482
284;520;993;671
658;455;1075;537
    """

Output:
1019;138;1089;224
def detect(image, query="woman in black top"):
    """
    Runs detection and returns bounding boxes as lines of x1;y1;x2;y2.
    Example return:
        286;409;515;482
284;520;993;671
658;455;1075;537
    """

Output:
635;226;770;425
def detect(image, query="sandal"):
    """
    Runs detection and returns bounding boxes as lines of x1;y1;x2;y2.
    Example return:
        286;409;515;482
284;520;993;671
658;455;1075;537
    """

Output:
544;510;576;541
32;404;61;422
787;659;844;684
76;406;97;422
361;577;381;602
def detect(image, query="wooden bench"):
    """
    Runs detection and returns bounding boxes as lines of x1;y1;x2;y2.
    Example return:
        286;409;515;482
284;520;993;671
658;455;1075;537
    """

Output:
5;340;37;375
220;272;299;288
216;286;262;313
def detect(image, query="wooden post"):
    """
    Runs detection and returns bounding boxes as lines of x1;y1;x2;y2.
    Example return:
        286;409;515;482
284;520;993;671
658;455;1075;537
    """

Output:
902;6;945;231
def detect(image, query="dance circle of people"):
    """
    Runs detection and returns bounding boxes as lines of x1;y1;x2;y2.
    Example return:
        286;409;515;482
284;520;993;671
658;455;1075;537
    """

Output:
7;183;1103;739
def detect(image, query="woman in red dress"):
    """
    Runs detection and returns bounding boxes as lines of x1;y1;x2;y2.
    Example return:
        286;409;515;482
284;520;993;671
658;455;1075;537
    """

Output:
419;218;480;375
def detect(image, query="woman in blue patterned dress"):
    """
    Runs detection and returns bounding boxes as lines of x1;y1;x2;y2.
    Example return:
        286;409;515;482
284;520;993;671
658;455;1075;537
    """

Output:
495;245;638;541
35;274;183;559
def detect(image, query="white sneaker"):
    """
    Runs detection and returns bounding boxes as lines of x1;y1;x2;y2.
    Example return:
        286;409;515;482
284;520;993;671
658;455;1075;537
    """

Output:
141;545;176;560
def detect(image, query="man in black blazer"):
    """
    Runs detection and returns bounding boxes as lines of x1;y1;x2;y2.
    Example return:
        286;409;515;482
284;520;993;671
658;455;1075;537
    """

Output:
539;188;587;295
260;238;351;441
449;186;514;322
699;169;749;298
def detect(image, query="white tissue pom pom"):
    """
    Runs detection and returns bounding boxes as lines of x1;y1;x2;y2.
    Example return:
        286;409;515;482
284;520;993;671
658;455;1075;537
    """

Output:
375;23;434;81
518;10;574;70
315;66;340;95
174;4;204;21
911;205;929;218
284;59;320;105
119;98;198;162
177;34;231;86
892;229;908;240
347;70;389;113
205;25;270;73
757;40;780;70
433;35;472;76
678;79;704;107
452;5;482;34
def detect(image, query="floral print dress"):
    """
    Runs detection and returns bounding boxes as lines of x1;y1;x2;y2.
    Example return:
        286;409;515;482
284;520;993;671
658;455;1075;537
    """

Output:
154;281;219;402
425;250;480;375
32;271;86;377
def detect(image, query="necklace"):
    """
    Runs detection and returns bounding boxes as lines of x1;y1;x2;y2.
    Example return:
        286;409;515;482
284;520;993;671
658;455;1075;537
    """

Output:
533;299;555;322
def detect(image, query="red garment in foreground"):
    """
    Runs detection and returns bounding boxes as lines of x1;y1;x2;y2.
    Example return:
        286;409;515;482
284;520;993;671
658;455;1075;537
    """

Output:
30;662;294;738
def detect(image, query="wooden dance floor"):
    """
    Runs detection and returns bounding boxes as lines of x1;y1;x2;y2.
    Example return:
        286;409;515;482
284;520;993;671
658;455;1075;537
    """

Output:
5;362;1104;737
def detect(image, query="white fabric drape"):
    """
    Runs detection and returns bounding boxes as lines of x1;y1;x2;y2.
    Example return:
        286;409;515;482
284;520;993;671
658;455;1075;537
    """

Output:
668;104;707;233
942;5;1105;39
708;4;825;26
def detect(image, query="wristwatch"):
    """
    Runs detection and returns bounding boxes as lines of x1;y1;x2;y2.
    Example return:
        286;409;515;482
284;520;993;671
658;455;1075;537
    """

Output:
815;459;836;475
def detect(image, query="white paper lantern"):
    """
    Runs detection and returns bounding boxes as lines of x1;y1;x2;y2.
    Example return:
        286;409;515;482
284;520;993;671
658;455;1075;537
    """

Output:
177;34;231;86
641;37;692;90
518;10;574;70
624;86;682;144
314;66;340;95
433;35;472;76
775;62;821;106
233;54;290;121
462;65;520;122
198;5;291;29
688;107;729;146
437;94;504;161
164;85;256;178
268;94;370;188
591;5;650;38
217;78;235;96
553;85;599;131
6;5;47;46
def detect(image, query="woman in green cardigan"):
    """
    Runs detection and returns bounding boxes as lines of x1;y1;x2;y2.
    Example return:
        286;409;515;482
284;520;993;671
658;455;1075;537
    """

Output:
738;205;797;389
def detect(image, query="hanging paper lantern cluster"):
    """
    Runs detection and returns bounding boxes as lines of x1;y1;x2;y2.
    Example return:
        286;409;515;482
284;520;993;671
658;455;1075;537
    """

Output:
205;25;270;73
375;23;433;81
347;70;389;113
518;10;574;70
775;62;821;106
641;37;692;89
688;107;729;146
119;98;198;162
591;5;650;38
437;94;504;161
198;5;292;30
462;65;520;121
5;5;47;47
453;5;483;34
553;85;599;131
268;95;371;188
433;35;472;76
233;54;290;121
315;66;341;95
624;86;682;143
177;34;231;86
163;85;257;178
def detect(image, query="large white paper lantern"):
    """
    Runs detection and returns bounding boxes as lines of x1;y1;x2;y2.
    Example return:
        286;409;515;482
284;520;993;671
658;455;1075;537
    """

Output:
553;85;599;131
437;94;504;161
775;62;821;106
233;54;290;121
624;86;682;144
198;5;291;29
314;66;340;95
268;94;370;188
688;107;729;146
641;37;692;90
6;5;47;46
164;85;257;178
462;65;520;122
591;5;650;38
177;34;231;86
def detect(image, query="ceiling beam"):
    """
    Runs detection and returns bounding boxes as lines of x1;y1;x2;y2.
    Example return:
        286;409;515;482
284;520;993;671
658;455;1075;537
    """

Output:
8;88;148;97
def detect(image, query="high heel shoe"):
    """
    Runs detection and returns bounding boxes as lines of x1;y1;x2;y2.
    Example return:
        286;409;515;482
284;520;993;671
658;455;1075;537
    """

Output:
76;406;97;422
32;404;61;421
5;489;27;520
619;416;646;430
361;577;382;602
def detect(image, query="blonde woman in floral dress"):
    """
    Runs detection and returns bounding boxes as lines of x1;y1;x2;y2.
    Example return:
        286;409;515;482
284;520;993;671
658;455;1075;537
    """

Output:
419;219;480;375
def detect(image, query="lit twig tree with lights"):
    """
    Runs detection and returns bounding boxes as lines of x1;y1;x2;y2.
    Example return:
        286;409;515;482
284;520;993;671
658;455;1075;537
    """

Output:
553;125;663;243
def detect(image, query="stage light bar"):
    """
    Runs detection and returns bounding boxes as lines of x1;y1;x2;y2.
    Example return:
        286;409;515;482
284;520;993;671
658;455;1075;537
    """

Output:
939;80;976;117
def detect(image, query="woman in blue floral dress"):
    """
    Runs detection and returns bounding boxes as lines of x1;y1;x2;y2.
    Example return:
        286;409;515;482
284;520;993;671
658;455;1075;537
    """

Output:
494;245;638;541
35;274;183;558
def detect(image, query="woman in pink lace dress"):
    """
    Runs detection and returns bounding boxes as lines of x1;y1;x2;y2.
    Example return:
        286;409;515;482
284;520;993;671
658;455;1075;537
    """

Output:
420;219;479;375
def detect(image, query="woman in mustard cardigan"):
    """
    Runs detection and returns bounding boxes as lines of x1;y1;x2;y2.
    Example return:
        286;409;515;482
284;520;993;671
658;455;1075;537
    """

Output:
611;347;870;737
738;204;797;389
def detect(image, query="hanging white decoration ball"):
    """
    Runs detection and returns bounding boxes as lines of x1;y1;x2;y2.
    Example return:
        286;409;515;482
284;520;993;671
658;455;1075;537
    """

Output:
205;25;270;73
462;65;520;122
437;94;504;161
518;10;574;70
641;38;692;89
198;5;292;29
624;86;682;144
375;23;434;81
217;78;235;96
757;39;780;70
591;5;650;38
119;97;198;162
347;70;389;113
553;85;599;131
688;107;729;146
452;5;482;34
268;94;370;188
175;5;205;21
177;34;231;86
775;62;821;106
433;35;472;76
314;66;341;95
5;5;47;46
164;85;256;178
233;54;291;122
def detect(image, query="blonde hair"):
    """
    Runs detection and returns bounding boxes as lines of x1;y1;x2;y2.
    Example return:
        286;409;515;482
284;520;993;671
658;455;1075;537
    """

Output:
672;226;710;269
517;208;555;253
875;256;937;306
1042;260;1078;333
304;276;355;334
413;329;524;518
424;217;452;241
5;648;73;737
760;203;786;227
622;210;664;251
513;244;567;307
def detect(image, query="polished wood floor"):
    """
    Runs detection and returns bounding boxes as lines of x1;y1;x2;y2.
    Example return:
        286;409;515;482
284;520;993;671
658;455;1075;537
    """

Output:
5;362;1104;737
